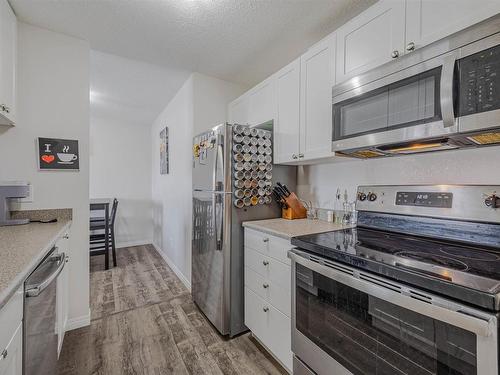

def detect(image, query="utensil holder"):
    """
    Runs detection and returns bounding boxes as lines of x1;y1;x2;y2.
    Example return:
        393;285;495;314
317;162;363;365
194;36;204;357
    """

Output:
281;192;307;220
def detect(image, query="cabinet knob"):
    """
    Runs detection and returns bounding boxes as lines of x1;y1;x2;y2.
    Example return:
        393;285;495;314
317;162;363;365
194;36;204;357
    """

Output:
262;238;269;243
263;306;269;312
0;349;7;360
262;283;269;289
292;154;298;159
63;233;69;239
4;106;9;113
391;50;399;59
262;260;269;266
406;42;415;52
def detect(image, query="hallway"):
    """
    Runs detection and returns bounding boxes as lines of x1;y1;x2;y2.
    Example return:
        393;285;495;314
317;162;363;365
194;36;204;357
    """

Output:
57;245;285;375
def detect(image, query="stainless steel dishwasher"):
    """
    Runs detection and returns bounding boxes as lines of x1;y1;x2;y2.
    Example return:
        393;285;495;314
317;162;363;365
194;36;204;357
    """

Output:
23;246;66;375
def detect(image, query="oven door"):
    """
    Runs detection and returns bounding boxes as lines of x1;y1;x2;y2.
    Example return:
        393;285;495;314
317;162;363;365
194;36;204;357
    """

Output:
290;249;498;375
332;51;459;154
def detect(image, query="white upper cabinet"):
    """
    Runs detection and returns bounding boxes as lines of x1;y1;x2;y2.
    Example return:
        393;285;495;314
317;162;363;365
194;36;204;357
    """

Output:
274;59;301;164
248;77;276;127
228;94;250;125
300;34;336;161
336;0;405;84
0;0;16;126
405;0;500;52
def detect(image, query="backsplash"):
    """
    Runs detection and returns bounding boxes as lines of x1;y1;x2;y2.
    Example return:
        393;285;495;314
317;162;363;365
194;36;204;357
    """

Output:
297;146;500;209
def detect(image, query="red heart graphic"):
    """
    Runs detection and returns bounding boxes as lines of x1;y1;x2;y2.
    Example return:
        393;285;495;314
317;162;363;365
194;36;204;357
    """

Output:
41;155;55;163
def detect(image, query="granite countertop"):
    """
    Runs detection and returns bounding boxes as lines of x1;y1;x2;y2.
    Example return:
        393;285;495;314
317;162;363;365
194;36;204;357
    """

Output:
242;218;353;240
0;210;72;309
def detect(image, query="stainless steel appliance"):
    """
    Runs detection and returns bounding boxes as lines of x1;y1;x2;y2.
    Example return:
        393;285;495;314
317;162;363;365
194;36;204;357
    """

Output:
332;14;500;158
0;182;30;226
24;246;67;375
192;123;296;337
290;185;500;375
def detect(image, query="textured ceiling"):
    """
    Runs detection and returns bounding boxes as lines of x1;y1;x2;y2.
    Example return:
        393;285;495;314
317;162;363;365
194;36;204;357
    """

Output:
11;0;375;86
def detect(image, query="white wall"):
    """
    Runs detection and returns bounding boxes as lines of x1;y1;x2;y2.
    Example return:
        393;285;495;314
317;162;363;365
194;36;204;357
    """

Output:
298;146;500;208
0;23;90;326
151;73;245;288
90;117;152;247
89;52;181;247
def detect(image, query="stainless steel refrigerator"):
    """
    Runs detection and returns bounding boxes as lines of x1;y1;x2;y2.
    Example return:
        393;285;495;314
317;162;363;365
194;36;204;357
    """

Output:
192;123;296;337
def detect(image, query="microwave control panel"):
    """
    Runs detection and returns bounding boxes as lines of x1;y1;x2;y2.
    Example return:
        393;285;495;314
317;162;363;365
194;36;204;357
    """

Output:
458;43;500;116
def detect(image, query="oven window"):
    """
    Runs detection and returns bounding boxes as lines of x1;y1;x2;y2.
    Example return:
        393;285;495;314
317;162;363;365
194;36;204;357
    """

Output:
295;264;477;375
333;67;442;140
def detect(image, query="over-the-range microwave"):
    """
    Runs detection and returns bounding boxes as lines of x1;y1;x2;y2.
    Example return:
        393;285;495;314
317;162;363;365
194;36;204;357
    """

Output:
332;14;500;158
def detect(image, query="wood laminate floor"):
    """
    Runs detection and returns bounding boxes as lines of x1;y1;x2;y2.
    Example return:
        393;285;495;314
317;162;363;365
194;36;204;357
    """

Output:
58;244;286;375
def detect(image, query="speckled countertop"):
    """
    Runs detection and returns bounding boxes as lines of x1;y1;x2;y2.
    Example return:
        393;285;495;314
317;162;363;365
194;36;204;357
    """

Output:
242;218;353;240
0;210;72;309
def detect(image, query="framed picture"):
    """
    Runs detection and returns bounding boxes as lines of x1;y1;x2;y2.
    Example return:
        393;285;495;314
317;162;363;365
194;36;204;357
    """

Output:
160;127;169;174
38;137;79;171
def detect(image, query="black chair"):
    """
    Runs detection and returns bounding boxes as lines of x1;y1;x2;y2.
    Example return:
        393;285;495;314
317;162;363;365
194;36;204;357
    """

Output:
90;198;118;269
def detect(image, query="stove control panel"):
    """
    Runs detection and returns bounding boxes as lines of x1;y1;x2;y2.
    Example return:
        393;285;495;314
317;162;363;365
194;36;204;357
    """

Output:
396;192;453;208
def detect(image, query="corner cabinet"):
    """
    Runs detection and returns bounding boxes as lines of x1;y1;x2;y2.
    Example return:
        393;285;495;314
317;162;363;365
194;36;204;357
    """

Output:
274;59;301;164
228;94;250;125
0;0;16;126
299;34;336;161
336;0;405;84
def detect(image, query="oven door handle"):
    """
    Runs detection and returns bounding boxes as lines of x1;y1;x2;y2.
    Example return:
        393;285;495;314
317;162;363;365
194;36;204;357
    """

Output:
440;54;457;128
290;251;496;337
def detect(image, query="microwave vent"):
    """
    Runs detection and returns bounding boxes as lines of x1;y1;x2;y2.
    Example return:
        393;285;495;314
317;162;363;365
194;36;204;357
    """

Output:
338;149;385;159
466;132;500;145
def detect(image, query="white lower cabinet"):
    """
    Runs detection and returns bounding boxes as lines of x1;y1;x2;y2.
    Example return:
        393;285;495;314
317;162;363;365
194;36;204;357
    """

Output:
56;230;70;357
0;287;23;375
0;324;22;375
244;228;292;372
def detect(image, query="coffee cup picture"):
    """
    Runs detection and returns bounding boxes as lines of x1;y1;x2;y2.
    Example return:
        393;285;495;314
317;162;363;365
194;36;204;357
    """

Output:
57;153;78;163
38;137;80;170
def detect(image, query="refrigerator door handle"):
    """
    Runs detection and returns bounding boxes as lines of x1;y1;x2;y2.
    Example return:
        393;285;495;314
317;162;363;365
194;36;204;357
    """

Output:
213;192;223;251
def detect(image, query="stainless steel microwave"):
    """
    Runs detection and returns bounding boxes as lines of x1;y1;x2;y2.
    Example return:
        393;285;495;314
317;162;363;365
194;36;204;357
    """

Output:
332;15;500;158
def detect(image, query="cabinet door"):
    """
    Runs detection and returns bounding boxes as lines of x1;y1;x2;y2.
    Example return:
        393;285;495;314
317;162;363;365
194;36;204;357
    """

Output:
228;94;250;125
300;35;336;160
56;232;70;357
0;324;22;375
248;77;276;126
0;0;16;125
406;0;500;52
336;0;405;84
274;59;300;164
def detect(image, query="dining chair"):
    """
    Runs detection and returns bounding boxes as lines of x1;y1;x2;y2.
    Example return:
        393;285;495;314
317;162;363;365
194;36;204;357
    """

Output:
90;198;118;269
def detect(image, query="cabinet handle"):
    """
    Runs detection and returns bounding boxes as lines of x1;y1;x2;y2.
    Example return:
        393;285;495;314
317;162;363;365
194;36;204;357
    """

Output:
262;238;269;243
298;153;304;158
0;104;5;112
406;42;415;52
4;106;9;113
262;260;269;266
0;349;7;360
263;307;269;312
63;233;69;239
262;283;269;289
391;50;399;59
292;154;298;160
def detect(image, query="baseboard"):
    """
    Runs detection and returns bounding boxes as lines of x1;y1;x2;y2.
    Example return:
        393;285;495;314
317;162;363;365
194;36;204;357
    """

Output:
116;239;152;249
66;309;91;331
152;242;191;292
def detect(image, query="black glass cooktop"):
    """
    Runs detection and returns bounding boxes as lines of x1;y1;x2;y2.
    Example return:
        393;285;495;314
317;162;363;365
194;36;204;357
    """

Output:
291;227;500;311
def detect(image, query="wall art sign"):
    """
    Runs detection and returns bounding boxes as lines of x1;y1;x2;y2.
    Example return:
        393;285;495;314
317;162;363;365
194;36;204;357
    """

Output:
38;137;79;170
160;126;169;174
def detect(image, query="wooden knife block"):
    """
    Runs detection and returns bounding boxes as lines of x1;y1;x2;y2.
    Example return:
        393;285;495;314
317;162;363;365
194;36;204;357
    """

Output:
281;192;307;220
